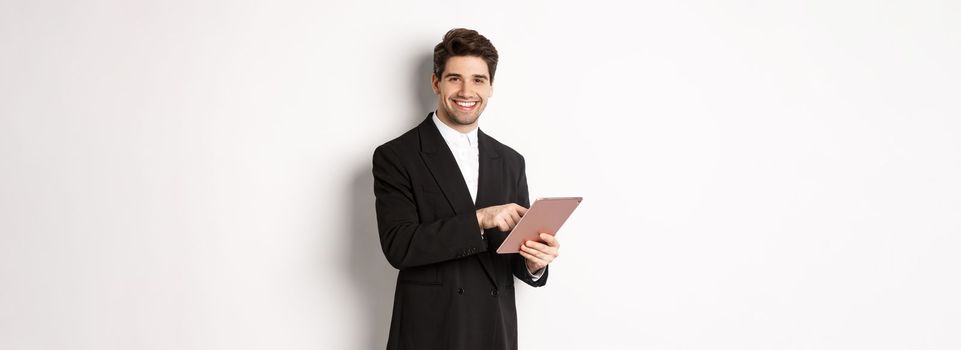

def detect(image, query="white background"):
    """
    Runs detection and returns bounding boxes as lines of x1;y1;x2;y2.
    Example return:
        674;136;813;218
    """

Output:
2;0;959;349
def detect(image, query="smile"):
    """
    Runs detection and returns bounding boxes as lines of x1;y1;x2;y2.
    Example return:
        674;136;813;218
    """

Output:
453;100;478;110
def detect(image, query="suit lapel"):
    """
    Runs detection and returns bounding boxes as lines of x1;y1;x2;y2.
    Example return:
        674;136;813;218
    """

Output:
418;114;476;215
474;129;502;286
417;113;499;287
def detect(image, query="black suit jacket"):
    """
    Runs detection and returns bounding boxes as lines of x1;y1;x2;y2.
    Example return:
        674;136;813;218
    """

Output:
372;113;547;350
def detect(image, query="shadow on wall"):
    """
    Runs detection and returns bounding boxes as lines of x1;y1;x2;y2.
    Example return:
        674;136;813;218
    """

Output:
414;50;436;117
346;167;395;349
345;51;434;349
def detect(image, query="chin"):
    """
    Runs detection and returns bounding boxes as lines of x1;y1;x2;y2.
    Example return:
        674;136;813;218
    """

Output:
444;108;480;125
454;114;480;126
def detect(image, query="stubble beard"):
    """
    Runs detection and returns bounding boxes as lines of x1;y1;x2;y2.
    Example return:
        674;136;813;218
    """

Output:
443;104;484;127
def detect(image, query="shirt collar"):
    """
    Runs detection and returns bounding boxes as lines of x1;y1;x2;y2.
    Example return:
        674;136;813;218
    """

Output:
432;111;478;148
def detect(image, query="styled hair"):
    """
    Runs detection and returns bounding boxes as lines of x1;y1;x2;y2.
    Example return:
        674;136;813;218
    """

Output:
433;28;499;82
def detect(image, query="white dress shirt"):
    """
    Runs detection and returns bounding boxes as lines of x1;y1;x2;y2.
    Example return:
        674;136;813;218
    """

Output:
432;113;480;204
432;112;544;280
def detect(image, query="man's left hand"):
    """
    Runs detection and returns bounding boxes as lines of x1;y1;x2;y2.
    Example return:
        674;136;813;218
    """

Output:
520;233;560;273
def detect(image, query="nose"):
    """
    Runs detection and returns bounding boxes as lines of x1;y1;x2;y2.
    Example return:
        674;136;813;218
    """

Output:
455;80;473;98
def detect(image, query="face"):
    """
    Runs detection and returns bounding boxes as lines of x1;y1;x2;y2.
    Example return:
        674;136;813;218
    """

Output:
431;55;493;131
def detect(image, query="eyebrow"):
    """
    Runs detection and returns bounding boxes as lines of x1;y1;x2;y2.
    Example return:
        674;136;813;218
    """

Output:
444;73;490;80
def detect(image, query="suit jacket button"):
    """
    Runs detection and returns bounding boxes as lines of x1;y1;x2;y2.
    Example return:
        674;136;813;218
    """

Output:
490;288;499;297
457;288;464;295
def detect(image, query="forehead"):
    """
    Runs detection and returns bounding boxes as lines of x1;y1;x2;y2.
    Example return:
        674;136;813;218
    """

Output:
443;55;490;76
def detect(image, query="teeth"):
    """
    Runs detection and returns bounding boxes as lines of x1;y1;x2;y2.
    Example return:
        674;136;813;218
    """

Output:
455;100;477;107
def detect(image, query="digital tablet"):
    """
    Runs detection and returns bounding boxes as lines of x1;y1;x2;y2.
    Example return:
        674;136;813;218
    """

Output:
496;197;582;254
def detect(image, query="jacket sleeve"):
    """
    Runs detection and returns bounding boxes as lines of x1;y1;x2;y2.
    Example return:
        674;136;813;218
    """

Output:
373;144;488;270
511;155;548;287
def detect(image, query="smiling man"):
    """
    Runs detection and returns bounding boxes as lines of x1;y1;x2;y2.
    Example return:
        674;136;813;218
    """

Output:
372;28;560;350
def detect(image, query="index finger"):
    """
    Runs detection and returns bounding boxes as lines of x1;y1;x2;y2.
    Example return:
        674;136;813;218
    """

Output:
513;204;529;216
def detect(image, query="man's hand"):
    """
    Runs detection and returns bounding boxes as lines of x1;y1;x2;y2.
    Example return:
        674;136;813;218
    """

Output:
520;233;559;273
476;203;528;232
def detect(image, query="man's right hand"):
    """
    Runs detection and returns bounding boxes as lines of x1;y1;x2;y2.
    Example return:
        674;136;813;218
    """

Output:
476;203;529;232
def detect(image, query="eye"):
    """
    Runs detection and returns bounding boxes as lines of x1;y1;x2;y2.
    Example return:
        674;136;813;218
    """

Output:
474;78;485;84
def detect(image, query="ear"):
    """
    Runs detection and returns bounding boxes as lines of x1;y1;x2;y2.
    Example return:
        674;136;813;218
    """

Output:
430;74;440;94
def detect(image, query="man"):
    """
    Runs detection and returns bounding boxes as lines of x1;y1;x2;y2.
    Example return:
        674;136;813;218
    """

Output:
372;28;561;350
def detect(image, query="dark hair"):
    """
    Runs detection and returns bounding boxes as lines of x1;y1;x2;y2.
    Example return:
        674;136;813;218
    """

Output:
433;28;499;82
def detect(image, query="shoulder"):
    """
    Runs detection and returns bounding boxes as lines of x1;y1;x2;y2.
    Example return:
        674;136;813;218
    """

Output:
374;124;421;159
482;131;526;164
